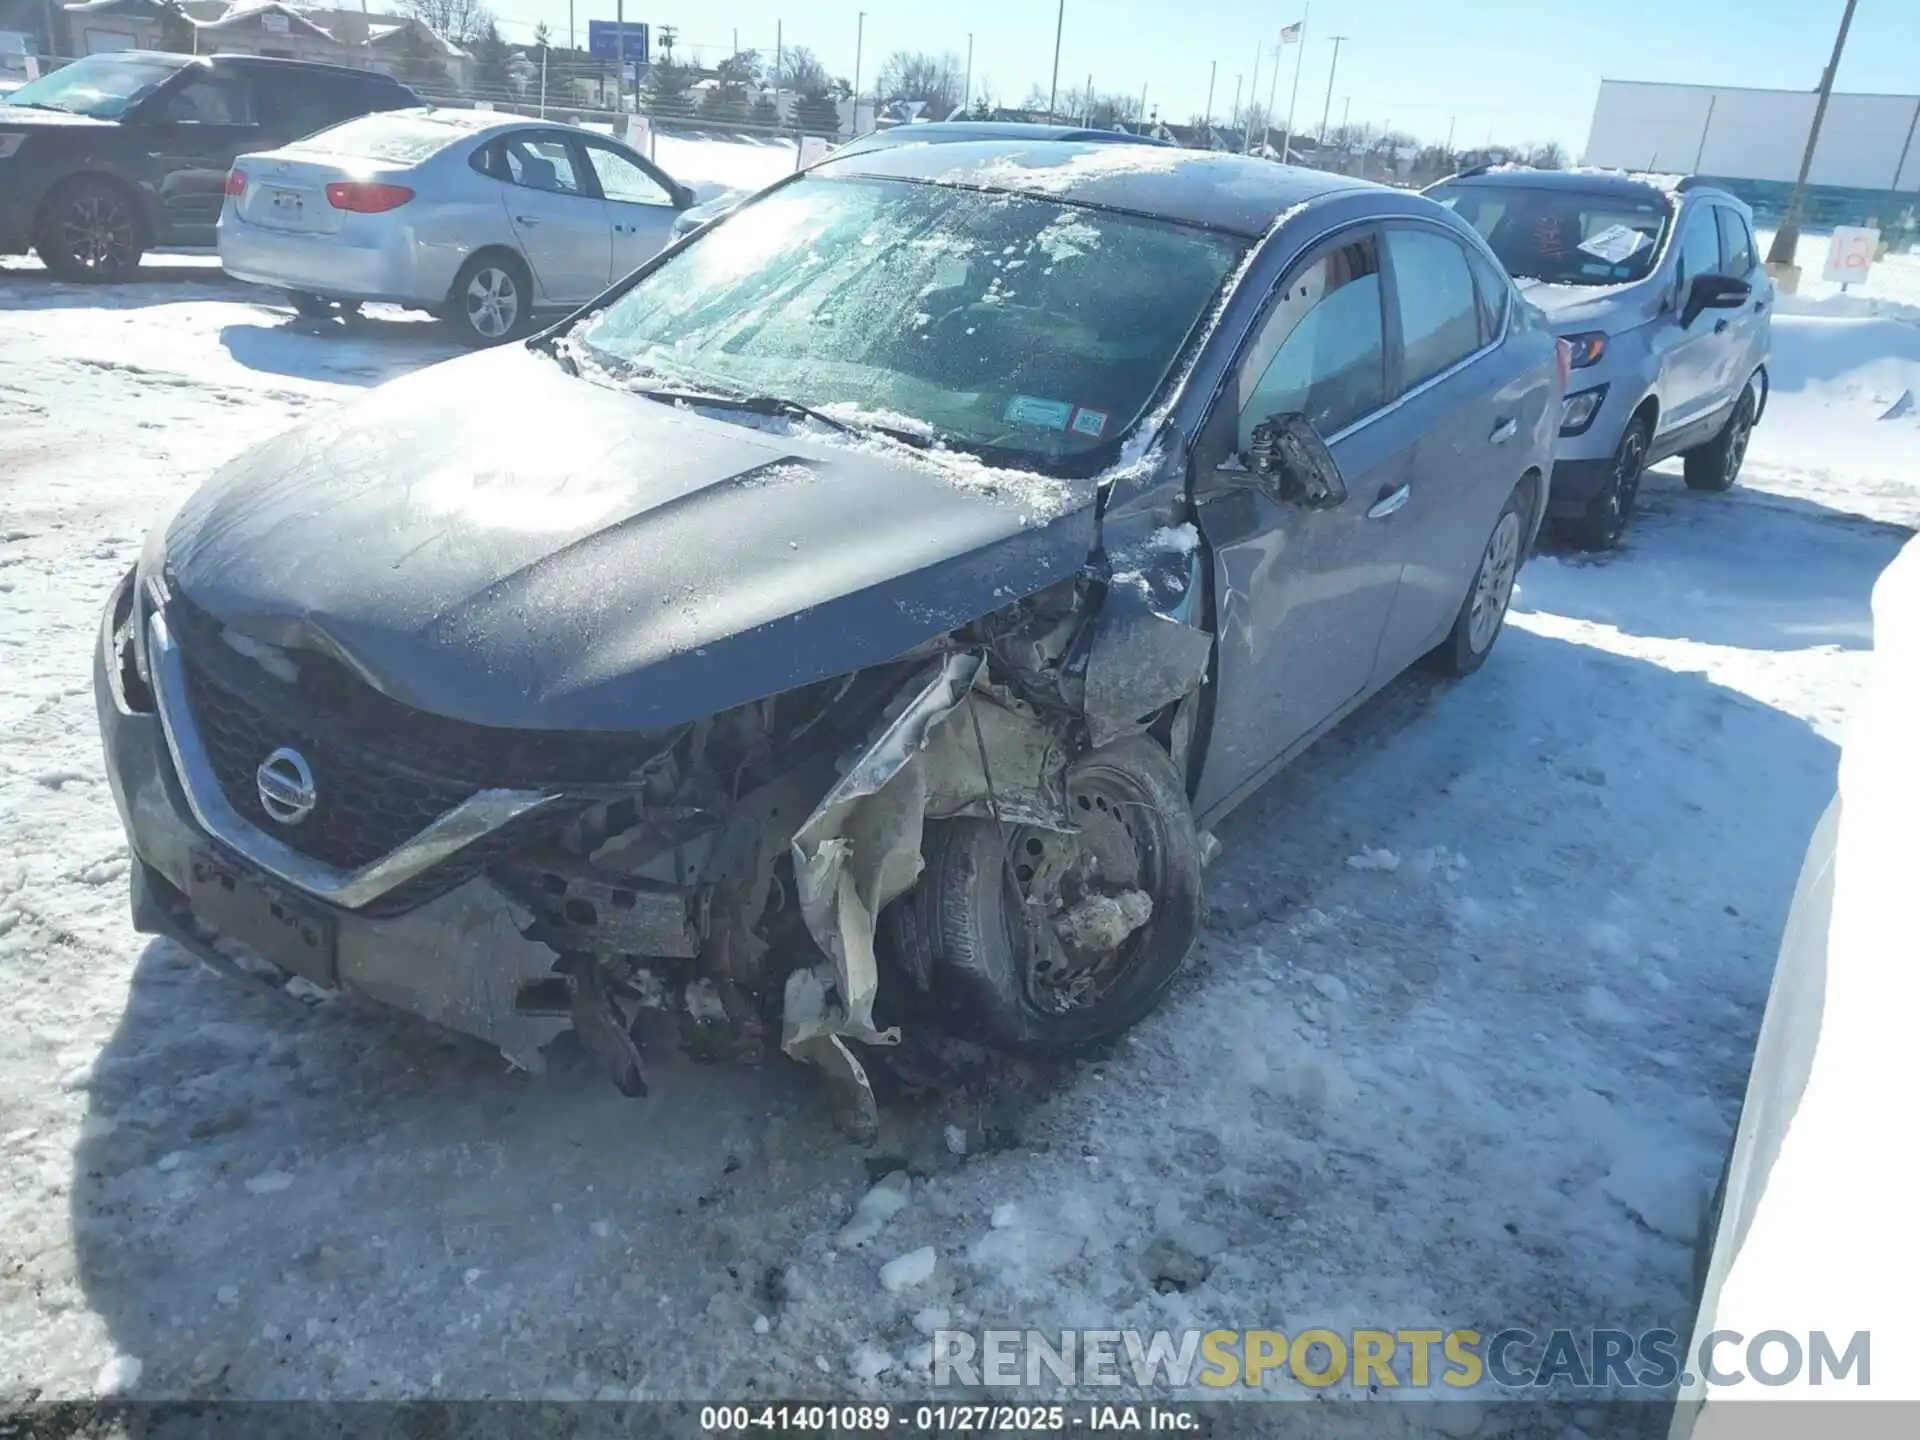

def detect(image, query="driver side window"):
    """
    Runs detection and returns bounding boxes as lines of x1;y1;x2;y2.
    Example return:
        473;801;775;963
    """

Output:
1676;203;1722;290
164;76;254;125
1236;234;1386;449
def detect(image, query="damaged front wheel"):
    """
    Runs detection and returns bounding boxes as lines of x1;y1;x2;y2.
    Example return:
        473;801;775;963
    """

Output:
884;736;1203;1055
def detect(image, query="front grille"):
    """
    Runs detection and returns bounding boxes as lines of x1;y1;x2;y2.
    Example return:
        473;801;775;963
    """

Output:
183;657;477;872
165;594;663;911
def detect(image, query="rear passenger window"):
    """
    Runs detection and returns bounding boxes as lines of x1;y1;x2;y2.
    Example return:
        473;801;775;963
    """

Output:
1385;227;1484;387
501;136;585;196
1716;207;1755;277
1237;235;1387;444
1465;245;1511;346
164;75;254;125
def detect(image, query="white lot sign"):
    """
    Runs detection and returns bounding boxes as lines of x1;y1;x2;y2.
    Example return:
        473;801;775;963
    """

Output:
1823;227;1881;287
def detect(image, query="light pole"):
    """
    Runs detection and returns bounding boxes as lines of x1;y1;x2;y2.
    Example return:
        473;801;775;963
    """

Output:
1260;40;1281;156
1445;113;1457;157
963;33;973;116
1318;34;1346;142
1245;42;1260;152
1230;73;1243;144
1047;0;1065;120
1767;0;1859;269
851;10;865;136
615;0;625;112
1204;60;1216;134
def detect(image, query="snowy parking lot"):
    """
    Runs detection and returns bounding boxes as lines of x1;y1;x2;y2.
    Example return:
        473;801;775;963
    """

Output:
3;208;1918;1412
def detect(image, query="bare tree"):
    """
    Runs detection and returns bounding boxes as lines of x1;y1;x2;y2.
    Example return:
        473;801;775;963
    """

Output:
875;50;963;119
403;0;494;46
776;45;832;98
1524;140;1567;169
1081;91;1140;127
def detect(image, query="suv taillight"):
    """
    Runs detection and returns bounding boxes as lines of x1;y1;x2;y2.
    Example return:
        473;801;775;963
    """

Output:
324;182;415;213
223;168;247;196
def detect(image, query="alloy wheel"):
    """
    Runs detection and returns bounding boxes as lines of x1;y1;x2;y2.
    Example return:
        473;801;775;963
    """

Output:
1468;510;1523;654
1725;391;1755;484
465;266;521;340
1599;426;1649;545
60;190;135;275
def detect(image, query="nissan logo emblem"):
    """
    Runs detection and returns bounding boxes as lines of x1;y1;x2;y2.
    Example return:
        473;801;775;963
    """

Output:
256;747;317;826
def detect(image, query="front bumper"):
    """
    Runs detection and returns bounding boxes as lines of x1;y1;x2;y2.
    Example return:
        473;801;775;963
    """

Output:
1547;456;1616;518
93;574;567;1067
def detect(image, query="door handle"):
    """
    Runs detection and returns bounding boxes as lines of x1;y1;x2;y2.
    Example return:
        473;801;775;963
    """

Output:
1489;417;1518;445
1367;484;1411;521
515;214;541;227
1714;319;1729;333
1754;299;1768;313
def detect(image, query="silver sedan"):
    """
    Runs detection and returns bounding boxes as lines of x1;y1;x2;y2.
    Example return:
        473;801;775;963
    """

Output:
218;108;695;345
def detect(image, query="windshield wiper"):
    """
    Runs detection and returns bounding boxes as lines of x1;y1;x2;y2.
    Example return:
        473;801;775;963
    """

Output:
631;385;863;436
5;101;65;112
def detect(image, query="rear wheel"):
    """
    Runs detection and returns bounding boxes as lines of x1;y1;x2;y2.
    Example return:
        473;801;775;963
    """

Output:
34;177;144;283
1569;416;1650;551
882;736;1202;1056
1684;378;1758;492
442;251;533;347
1427;478;1530;678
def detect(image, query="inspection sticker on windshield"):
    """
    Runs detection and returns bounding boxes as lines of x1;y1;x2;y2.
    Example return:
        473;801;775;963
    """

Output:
1578;225;1653;264
1004;395;1076;431
1069;407;1109;438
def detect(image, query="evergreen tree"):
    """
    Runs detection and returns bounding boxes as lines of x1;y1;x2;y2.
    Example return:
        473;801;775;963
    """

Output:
698;77;751;128
642;58;697;120
792;90;841;138
749;92;780;129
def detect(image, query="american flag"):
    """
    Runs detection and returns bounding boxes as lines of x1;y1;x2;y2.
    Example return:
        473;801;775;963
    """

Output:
1280;21;1304;42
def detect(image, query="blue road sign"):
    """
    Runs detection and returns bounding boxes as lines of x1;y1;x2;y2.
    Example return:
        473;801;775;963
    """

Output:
587;20;649;65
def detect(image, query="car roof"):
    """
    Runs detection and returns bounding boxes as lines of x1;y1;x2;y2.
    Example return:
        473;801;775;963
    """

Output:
329;105;573;139
1432;165;1699;205
812;140;1375;236
844;120;1175;151
125;50;410;84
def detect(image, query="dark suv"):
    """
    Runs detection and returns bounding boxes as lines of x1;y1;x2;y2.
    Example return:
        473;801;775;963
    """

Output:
0;51;419;281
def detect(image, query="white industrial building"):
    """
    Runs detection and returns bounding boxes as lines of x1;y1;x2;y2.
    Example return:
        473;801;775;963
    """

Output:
1584;79;1920;231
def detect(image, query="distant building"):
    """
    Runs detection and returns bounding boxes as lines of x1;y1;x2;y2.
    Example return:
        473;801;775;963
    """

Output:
1585;79;1920;230
45;0;473;91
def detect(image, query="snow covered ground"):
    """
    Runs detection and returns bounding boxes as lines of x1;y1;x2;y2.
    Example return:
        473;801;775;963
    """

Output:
2;180;1917;1412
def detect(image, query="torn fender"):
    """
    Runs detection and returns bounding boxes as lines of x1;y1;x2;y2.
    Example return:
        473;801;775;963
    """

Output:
784;649;1072;1134
1082;537;1214;748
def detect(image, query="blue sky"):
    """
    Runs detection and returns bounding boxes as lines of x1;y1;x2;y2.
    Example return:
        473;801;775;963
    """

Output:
488;0;1917;152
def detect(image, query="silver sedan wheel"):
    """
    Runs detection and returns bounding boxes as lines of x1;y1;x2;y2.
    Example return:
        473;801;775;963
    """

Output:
1467;510;1522;654
464;265;521;339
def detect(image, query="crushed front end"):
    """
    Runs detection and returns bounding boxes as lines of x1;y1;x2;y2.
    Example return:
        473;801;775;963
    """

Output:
94;538;1207;1137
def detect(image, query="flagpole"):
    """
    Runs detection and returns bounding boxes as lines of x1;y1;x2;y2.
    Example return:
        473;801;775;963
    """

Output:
1280;4;1309;164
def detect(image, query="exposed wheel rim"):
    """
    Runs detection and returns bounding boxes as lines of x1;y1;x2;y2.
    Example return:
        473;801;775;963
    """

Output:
1724;389;1756;484
465;266;520;338
59;190;135;274
1468;509;1523;654
1601;426;1648;542
1007;773;1167;1015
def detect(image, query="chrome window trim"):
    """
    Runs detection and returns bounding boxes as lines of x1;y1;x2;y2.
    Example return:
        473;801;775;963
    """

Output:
147;609;558;911
1221;214;1511;452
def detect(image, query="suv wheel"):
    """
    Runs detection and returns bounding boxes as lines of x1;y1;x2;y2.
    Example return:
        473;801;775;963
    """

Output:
1570;417;1650;551
35;178;145;283
1683;380;1758;492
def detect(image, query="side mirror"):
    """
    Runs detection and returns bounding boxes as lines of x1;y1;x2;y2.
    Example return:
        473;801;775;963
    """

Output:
1682;273;1751;327
1247;412;1348;510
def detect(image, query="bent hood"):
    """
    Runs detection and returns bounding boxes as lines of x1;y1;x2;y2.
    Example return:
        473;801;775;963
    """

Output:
164;346;1099;730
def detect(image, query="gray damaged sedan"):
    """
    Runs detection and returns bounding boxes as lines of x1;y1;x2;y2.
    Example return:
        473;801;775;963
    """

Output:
96;142;1565;1134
